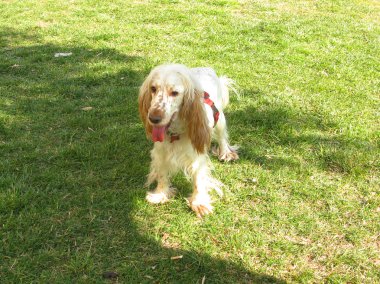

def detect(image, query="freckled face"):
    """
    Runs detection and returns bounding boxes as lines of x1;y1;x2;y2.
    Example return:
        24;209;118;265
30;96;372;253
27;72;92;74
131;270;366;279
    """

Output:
148;73;185;126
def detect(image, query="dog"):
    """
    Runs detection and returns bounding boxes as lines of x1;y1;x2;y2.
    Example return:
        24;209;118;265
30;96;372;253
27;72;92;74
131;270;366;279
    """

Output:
138;64;238;217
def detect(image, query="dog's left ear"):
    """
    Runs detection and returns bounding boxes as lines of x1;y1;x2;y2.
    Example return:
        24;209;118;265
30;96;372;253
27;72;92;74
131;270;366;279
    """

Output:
138;74;153;138
180;83;211;154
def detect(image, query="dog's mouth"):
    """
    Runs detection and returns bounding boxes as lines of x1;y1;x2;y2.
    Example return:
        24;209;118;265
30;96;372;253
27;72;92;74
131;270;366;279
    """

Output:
152;125;168;142
151;112;177;142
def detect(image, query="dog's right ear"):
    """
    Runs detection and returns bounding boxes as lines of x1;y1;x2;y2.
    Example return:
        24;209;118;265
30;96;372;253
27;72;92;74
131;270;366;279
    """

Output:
138;73;153;138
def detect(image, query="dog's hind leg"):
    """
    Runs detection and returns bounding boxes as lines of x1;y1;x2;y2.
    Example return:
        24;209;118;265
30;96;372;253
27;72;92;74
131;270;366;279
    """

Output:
213;112;239;162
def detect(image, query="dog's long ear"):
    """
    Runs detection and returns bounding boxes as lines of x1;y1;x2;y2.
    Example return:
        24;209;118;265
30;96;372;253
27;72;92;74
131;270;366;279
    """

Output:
180;79;211;154
138;74;153;138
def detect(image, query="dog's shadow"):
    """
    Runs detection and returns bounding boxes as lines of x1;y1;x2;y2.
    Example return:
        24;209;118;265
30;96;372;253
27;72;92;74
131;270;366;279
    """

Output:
1;28;285;283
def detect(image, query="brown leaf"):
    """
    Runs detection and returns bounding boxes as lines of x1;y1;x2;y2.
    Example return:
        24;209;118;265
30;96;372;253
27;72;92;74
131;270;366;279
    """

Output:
36;21;50;28
162;233;170;242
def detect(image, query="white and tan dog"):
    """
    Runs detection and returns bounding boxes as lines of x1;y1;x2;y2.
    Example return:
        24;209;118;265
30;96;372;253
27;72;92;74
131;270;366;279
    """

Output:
138;64;238;217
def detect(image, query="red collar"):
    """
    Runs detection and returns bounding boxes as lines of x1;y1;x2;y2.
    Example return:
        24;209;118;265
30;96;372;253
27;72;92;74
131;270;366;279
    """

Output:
170;91;219;143
203;91;220;127
170;134;180;143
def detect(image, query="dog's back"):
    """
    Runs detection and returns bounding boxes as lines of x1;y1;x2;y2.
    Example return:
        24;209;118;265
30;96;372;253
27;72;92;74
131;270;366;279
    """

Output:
191;67;237;110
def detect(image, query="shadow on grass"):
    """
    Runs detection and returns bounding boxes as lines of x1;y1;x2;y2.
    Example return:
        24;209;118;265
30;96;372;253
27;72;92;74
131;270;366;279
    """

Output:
227;91;376;175
0;29;285;283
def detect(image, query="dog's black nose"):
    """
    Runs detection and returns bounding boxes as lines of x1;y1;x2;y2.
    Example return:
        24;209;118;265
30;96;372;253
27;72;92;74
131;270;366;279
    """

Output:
149;115;162;124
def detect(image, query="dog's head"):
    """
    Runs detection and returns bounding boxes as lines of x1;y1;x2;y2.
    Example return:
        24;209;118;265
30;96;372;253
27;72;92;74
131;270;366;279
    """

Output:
138;64;211;153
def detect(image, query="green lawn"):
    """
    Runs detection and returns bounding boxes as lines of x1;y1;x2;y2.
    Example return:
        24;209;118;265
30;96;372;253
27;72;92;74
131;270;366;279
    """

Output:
1;0;379;283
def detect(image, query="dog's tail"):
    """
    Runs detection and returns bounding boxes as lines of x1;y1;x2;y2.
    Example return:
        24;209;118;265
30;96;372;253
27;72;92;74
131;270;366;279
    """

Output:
219;76;239;109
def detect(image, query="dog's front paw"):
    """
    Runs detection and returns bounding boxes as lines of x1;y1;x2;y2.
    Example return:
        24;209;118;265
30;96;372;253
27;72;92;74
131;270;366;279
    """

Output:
146;187;176;204
187;195;213;218
219;151;239;162
146;192;169;204
214;145;239;162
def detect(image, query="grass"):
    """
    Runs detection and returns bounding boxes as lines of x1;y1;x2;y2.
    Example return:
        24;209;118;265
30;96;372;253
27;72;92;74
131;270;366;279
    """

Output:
0;0;379;282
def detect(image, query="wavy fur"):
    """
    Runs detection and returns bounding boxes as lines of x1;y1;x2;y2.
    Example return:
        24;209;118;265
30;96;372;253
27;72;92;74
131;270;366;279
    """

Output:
139;64;239;217
179;82;211;154
138;73;153;138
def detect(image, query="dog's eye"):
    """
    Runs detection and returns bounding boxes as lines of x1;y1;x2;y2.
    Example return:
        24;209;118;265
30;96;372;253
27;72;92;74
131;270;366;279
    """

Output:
151;86;157;93
171;91;179;97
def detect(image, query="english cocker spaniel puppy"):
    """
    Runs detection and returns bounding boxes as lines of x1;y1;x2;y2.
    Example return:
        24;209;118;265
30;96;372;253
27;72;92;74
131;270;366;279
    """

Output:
138;64;238;217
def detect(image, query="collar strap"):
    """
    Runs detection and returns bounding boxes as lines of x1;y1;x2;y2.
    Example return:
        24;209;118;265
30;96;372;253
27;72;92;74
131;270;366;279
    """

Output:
203;91;220;127
170;134;180;143
170;91;219;143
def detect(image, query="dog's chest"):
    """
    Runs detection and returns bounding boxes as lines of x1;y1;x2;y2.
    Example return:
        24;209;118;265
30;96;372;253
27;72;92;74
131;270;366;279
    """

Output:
167;119;185;135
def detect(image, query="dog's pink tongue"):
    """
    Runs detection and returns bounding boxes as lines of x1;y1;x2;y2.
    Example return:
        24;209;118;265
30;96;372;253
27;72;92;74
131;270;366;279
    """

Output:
152;126;166;142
